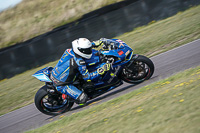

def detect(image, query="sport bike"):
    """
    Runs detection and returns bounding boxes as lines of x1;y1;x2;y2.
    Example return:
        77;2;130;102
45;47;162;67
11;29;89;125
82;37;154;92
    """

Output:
32;39;154;115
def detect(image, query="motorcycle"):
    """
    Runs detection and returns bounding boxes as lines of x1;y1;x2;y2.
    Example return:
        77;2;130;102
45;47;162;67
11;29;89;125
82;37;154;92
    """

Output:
32;39;154;115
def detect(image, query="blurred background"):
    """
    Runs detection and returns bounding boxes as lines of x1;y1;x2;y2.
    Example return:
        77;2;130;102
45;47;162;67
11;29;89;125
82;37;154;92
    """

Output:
1;1;200;132
0;0;199;80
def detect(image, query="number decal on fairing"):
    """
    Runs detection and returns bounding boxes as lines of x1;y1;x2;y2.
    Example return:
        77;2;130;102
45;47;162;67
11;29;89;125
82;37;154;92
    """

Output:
116;39;125;48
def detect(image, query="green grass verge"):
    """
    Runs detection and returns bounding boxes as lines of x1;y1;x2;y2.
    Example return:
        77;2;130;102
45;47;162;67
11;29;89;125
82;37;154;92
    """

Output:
26;66;200;133
0;5;200;116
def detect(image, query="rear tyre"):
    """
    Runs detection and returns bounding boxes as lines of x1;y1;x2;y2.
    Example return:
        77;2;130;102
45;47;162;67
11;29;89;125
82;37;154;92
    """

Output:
34;85;74;115
121;55;154;84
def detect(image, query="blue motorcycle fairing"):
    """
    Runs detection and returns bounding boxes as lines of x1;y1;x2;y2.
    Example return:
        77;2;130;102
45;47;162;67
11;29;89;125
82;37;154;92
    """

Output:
100;39;133;60
88;80;123;99
32;38;137;102
32;67;53;82
85;39;135;88
111;39;132;49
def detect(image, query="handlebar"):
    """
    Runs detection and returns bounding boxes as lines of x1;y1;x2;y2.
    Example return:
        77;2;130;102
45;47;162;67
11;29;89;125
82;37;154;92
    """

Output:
102;41;118;50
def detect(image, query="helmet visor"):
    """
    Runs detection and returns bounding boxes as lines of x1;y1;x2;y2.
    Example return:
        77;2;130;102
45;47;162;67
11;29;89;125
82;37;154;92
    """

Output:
78;47;92;55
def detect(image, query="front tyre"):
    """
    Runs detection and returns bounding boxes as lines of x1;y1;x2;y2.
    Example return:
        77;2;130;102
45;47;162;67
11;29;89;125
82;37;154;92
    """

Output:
34;85;74;115
121;55;154;84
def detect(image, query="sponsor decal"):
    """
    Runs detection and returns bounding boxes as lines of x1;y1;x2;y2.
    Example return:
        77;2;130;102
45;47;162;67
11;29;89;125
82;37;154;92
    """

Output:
55;67;60;74
67;49;74;56
60;73;67;80
79;60;86;65
116;39;125;48
116;39;125;44
62;51;68;59
66;87;78;97
97;68;104;75
102;51;109;54
118;50;124;56
119;43;124;48
125;50;130;56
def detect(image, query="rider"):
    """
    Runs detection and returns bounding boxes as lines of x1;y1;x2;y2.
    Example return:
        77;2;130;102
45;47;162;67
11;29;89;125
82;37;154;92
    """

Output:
51;38;110;104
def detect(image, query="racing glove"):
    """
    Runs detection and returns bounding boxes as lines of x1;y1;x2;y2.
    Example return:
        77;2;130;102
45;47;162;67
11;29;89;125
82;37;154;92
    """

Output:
92;38;108;47
92;40;104;47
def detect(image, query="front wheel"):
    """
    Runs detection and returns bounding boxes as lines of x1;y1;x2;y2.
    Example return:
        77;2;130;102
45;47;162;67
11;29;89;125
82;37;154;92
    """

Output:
34;85;74;115
121;55;154;84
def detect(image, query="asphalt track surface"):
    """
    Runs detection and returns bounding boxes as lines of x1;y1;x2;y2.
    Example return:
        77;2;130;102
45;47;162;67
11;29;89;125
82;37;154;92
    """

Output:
1;39;200;133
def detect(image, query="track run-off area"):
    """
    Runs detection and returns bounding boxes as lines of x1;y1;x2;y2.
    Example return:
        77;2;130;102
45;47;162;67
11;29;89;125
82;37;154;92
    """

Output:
0;39;200;133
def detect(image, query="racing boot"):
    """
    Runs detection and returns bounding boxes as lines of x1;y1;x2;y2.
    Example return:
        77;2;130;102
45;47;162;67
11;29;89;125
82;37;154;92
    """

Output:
56;84;88;105
77;92;88;105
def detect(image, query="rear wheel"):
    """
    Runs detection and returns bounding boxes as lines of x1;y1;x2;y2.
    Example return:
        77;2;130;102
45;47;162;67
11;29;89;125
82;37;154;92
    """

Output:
34;85;74;115
121;55;154;84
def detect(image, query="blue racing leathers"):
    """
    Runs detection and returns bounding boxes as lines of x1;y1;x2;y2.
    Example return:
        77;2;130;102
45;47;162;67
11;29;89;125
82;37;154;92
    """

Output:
51;48;103;100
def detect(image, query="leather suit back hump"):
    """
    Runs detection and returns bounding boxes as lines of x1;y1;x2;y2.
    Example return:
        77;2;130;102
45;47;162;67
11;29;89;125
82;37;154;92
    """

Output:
51;49;78;84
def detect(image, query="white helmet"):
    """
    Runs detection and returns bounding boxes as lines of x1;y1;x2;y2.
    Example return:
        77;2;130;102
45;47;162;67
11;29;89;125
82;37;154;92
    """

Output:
72;38;92;59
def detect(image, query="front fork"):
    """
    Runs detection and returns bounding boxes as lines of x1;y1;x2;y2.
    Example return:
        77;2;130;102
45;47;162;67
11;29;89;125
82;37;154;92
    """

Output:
126;54;139;68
